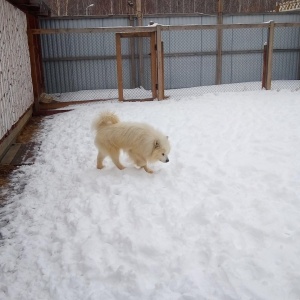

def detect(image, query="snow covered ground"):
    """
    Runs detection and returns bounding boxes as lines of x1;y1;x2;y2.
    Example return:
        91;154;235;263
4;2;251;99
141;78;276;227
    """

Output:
1;87;300;300
51;80;300;102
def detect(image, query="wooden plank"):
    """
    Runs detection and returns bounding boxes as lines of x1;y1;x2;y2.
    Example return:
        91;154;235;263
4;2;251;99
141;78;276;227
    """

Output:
0;108;32;162
120;32;151;38
161;41;165;99
216;0;223;85
123;98;154;102
30;23;300;36
1;144;22;165
27;29;40;113
161;23;272;31
129;17;137;89
150;32;157;99
262;43;268;89
28;23;280;36
30;26;157;35
266;21;275;90
116;33;124;101
156;25;164;100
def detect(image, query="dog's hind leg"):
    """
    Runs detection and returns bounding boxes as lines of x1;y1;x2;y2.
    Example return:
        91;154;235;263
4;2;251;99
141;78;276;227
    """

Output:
97;150;106;169
109;149;125;170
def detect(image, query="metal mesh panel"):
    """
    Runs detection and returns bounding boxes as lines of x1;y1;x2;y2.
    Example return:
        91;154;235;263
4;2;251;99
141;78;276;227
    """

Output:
39;22;300;102
163;27;268;98
162;29;217;97
125;36;153;100
42;32;155;101
221;27;266;88
271;25;300;91
42;31;119;101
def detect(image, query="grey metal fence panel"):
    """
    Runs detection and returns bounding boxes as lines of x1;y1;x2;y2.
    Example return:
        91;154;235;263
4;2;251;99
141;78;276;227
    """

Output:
272;25;300;81
263;13;300;23
40;17;129;28
162;28;217;90
143;15;217;26
39;14;300;100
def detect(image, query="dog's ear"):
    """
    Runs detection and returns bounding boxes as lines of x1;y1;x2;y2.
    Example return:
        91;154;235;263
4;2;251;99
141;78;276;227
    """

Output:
154;140;160;148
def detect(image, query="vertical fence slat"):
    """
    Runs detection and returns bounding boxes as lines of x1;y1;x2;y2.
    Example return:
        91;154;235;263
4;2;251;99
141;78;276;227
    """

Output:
116;33;124;101
216;0;223;85
266;21;275;90
156;25;164;100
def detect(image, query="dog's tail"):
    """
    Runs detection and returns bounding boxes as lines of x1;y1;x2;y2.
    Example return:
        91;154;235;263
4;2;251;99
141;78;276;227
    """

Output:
92;111;120;130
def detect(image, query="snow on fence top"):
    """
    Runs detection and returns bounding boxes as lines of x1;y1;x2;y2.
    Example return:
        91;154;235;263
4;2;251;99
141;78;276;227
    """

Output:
0;0;34;141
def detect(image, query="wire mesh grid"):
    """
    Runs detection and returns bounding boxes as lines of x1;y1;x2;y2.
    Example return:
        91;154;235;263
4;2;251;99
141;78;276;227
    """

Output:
121;36;154;100
271;25;300;91
42;31;156;102
42;31;119;102
40;23;300;102
163;26;269;98
221;27;266;90
162;29;217;98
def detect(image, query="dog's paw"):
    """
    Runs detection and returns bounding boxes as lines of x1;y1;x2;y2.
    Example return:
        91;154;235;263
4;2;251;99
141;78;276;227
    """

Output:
143;166;153;174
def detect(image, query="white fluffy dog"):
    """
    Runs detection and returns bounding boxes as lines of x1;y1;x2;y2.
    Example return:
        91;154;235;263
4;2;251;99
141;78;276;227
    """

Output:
93;112;170;173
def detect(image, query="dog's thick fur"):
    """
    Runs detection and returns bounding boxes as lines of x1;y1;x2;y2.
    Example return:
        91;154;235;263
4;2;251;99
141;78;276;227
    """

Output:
93;112;170;173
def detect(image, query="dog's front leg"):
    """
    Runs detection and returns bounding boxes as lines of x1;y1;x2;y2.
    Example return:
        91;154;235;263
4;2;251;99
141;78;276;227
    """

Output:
143;165;153;174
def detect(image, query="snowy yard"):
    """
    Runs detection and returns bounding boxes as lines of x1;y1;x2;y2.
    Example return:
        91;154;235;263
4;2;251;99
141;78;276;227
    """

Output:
1;88;300;299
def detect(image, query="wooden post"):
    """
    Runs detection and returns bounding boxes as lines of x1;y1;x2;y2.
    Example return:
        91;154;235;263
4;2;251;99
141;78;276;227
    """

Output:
150;32;157;99
161;41;165;99
216;0;223;85
27;14;44;113
27;30;40;112
129;16;136;88
266;21;275;90
116;33;124;101
136;0;144;87
156;25;164;100
262;43;268;89
136;0;142;25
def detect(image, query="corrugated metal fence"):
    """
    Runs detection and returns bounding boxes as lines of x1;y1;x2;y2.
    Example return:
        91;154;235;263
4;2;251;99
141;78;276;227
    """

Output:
38;13;300;101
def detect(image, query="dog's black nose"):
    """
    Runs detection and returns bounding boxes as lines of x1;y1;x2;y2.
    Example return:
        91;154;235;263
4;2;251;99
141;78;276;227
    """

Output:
166;158;169;163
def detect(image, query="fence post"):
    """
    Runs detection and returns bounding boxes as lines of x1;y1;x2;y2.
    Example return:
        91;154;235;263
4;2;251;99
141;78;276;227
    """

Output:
115;33;124;101
136;0;144;87
129;15;136;88
27;14;44;114
262;43;268;89
266;20;275;90
150;32;157;99
156;25;164;100
216;0;223;85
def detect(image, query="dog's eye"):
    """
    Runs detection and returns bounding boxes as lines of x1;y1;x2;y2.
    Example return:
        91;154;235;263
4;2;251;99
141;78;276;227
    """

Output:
162;153;165;156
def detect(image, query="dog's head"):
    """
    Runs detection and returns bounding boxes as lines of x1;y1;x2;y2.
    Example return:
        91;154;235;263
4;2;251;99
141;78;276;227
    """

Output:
152;136;170;163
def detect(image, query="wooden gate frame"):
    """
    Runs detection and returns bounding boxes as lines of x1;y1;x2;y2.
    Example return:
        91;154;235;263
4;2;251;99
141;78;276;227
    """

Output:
116;31;164;101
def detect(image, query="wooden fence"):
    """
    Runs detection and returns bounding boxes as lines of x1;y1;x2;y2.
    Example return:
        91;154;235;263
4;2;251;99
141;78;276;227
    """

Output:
30;21;300;102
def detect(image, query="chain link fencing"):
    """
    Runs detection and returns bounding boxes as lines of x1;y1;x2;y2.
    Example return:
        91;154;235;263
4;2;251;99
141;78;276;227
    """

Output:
271;24;300;91
39;22;300;103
